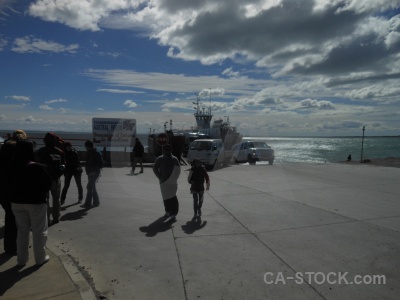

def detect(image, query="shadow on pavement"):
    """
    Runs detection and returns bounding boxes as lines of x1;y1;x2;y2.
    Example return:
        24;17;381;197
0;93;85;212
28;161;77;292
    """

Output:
139;217;175;237
61;202;81;211
181;217;207;234
0;261;42;296
60;209;88;222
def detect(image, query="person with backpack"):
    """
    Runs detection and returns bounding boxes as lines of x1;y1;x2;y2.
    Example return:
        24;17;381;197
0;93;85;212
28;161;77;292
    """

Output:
60;142;83;204
131;137;144;174
81;140;103;209
187;158;210;217
36;132;65;224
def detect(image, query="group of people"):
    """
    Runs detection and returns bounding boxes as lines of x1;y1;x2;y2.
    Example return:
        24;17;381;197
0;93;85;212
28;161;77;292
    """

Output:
1;131;211;266
0;130;103;266
152;144;210;222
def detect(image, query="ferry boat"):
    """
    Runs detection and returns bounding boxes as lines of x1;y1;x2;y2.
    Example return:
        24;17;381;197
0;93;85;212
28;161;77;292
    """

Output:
147;94;242;160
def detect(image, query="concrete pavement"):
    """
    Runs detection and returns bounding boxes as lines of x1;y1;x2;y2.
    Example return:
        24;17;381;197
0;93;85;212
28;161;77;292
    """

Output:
1;162;400;299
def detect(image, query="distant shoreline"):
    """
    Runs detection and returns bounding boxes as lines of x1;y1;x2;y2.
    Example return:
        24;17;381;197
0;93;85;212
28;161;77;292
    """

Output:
339;157;400;168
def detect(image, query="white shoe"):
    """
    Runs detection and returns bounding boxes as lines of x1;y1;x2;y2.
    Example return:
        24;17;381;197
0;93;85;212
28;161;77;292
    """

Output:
36;255;50;266
164;212;170;217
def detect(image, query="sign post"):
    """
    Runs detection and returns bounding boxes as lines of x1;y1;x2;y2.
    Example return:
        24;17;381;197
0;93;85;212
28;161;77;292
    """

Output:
92;118;136;147
156;133;169;146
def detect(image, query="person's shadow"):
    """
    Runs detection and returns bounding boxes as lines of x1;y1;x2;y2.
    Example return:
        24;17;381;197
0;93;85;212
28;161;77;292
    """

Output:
0;253;44;296
61;202;80;211
181;216;207;234
139;217;175;237
60;209;88;222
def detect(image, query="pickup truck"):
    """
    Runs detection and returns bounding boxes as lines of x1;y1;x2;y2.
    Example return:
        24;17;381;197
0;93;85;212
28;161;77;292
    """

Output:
231;141;275;165
187;139;232;170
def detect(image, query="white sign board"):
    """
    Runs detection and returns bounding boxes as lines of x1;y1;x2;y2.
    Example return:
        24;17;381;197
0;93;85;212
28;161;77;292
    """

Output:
92;118;136;147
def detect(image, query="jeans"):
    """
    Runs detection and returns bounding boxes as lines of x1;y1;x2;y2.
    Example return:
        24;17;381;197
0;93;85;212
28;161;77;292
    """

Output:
12;203;48;265
163;196;179;216
84;173;99;207
131;157;144;173
47;178;61;222
61;172;83;202
192;193;204;213
1;202;17;254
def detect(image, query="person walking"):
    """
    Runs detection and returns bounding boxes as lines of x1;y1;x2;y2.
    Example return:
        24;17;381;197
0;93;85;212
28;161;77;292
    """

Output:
81;140;103;209
0;130;27;256
187;158;210;217
10;140;52;266
131;138;144;174
61;142;83;204
152;144;181;221
36;132;65;224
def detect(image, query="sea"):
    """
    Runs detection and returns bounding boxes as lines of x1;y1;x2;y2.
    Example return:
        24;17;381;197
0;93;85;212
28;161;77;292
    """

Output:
1;131;399;164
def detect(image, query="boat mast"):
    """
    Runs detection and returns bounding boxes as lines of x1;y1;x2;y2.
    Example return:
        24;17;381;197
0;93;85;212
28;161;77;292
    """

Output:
193;93;213;130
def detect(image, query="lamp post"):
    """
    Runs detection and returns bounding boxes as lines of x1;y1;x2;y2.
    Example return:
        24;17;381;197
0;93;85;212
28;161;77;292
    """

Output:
360;126;365;163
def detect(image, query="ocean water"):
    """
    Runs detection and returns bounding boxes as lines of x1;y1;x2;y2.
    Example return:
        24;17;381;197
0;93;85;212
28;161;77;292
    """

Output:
244;136;400;164
1;131;399;164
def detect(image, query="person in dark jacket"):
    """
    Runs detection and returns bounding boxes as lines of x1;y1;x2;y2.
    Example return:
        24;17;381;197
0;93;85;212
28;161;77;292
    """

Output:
152;144;181;221
131;138;144;174
0;129;27;255
36;132;65;224
187;158;210;216
10;140;52;266
61;142;83;204
81;140;102;209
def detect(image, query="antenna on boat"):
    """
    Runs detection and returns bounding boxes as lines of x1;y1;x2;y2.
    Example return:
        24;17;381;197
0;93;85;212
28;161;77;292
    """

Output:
208;88;212;115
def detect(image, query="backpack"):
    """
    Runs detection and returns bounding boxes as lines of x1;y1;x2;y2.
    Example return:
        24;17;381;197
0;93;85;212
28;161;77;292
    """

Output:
95;150;104;169
47;153;65;179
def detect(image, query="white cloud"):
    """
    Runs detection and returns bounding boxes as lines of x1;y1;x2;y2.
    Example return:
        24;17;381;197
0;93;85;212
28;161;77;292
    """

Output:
39;105;53;110
124;100;138;108
11;36;79;53
28;0;142;31
298;98;335;110
97;89;144;94
0;38;7;51
7;95;31;101
45;98;68;104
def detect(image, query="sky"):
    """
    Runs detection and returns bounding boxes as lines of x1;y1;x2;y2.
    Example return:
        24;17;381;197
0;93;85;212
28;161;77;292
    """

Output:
1;0;400;136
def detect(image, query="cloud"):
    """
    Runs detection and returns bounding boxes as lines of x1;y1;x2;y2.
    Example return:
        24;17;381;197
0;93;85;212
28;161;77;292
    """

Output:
39;105;53;110
299;98;335;110
25;115;40;122
7;95;31;101
45;98;68;104
28;0;141;31
11;36;79;53
124;100;138;108
97;89;145;94
0;38;7;51
85;69;265;96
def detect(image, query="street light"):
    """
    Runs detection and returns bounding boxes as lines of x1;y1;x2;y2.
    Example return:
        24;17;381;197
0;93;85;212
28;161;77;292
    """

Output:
360;126;365;163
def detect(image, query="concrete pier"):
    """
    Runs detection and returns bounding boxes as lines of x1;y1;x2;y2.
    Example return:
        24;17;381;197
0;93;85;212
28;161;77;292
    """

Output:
1;162;399;299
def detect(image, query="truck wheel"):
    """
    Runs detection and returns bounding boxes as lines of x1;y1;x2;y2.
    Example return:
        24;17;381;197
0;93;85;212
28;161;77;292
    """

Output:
268;160;274;165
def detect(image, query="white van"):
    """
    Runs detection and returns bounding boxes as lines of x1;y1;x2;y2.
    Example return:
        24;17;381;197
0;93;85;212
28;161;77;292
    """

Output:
187;139;229;169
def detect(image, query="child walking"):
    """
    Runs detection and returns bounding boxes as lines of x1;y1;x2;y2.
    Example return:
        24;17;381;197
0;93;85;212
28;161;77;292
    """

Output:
187;158;210;217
